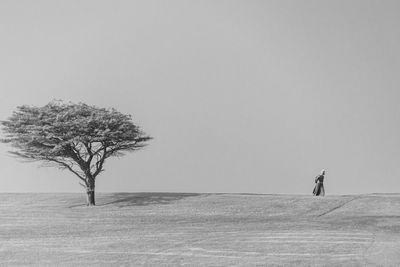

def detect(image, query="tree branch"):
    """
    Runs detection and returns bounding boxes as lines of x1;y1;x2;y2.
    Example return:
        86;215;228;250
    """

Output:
93;146;107;178
45;157;86;182
79;182;87;189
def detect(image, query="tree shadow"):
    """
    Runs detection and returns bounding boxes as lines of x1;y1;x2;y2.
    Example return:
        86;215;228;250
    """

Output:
95;192;201;207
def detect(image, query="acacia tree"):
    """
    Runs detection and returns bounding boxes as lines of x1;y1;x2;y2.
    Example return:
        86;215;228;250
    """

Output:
1;101;151;206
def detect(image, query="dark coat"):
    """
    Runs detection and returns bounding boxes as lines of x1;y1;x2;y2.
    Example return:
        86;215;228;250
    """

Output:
313;175;325;196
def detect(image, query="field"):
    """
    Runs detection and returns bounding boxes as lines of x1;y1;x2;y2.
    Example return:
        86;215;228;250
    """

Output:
1;193;400;266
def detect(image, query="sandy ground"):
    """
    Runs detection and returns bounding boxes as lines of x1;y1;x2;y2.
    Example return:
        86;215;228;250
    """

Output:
0;193;400;266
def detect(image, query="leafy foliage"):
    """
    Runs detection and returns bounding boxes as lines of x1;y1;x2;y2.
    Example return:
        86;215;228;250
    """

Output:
1;101;151;188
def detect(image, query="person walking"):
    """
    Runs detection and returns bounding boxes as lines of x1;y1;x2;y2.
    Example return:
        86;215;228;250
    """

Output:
313;169;326;196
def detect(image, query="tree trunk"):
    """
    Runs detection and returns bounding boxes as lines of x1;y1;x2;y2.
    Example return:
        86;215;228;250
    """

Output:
86;189;95;206
86;179;95;206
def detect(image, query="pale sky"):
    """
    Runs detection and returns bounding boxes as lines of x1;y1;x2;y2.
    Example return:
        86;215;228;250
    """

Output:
1;0;400;194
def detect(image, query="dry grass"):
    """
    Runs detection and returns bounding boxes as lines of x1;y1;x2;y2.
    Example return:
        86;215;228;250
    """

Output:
0;193;400;266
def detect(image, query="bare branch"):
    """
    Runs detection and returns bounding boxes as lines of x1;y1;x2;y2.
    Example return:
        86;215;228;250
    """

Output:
93;146;107;178
45;157;86;182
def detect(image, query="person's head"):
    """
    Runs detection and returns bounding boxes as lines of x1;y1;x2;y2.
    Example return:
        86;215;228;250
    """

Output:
321;169;326;175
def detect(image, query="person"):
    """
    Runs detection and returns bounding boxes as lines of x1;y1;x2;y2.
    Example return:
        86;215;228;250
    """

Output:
313;169;326;196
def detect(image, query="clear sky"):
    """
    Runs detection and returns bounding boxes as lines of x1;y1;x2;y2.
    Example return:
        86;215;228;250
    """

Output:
1;0;400;194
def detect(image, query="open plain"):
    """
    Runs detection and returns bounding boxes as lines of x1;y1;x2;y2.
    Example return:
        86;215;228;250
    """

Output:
1;193;400;266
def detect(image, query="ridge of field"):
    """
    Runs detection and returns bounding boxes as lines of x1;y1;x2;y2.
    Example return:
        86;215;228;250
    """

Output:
1;193;399;266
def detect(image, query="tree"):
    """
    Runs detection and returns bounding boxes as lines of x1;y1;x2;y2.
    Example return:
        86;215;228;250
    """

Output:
0;100;151;206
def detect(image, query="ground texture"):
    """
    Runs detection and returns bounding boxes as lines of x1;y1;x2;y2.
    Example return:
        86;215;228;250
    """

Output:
1;193;400;266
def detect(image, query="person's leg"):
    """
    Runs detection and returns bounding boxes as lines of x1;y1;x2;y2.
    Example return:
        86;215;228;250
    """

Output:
315;183;321;196
320;185;325;196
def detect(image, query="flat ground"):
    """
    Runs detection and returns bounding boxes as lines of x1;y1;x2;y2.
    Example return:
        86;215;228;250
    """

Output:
1;193;400;266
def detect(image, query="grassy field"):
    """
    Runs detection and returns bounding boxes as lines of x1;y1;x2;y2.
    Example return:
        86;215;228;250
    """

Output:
1;193;400;266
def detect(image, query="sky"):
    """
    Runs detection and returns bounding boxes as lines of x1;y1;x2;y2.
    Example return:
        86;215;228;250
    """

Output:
1;0;400;194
